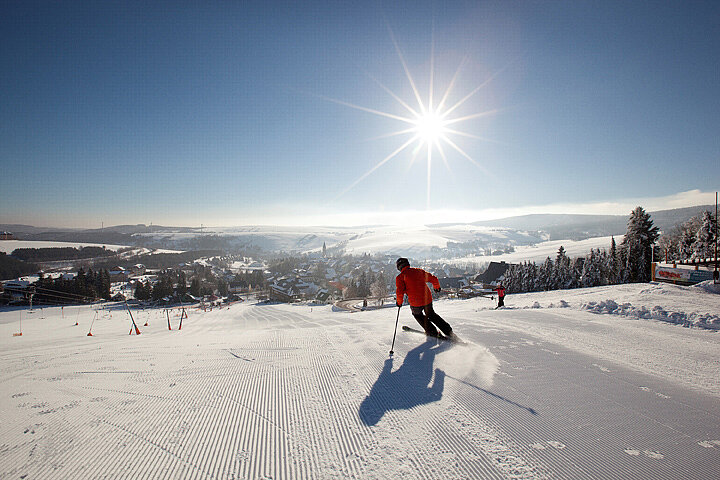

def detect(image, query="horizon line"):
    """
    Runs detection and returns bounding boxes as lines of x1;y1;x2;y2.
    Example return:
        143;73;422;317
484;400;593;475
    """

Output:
2;190;716;231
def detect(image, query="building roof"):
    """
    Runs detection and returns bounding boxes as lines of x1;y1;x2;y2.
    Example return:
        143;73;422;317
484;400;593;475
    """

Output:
475;261;511;284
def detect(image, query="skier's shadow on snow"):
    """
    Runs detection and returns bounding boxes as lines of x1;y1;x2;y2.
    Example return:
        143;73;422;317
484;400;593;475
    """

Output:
359;340;452;426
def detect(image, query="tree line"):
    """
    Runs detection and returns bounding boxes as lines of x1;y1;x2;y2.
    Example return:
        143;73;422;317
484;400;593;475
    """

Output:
342;268;390;299
32;269;112;304
504;206;665;293
11;246;115;262
134;267;266;302
0;252;37;281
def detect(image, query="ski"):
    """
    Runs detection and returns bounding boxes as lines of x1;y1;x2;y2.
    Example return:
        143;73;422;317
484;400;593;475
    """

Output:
402;325;465;344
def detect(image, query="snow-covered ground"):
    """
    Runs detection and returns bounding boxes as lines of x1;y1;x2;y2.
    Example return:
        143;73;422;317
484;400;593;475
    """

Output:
1;282;719;479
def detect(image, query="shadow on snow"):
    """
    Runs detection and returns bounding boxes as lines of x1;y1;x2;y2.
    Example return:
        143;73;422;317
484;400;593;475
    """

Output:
359;340;452;426
359;339;539;426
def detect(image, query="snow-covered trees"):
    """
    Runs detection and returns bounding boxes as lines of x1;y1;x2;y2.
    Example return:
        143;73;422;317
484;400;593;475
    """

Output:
539;256;555;291
581;249;605;287
657;210;717;261
370;275;389;298
504;207;668;294
692;211;717;259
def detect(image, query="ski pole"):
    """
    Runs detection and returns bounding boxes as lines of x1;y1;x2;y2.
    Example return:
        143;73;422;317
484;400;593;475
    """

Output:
389;306;401;356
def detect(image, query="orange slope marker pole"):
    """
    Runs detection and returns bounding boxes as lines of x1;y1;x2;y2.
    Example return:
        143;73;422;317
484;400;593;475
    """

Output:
124;302;141;335
179;307;187;330
87;310;98;336
13;310;23;337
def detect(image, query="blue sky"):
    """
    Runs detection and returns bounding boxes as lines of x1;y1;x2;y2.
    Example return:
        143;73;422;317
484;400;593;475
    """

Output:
1;1;718;228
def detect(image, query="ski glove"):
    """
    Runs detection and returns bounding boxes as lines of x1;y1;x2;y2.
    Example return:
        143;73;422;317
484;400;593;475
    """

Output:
434;288;441;293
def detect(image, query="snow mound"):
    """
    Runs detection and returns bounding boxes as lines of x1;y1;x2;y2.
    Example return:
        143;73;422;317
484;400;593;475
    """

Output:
582;300;720;330
692;280;720;295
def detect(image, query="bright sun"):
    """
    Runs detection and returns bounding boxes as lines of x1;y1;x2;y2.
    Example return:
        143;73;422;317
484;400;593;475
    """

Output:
323;25;498;208
413;110;447;144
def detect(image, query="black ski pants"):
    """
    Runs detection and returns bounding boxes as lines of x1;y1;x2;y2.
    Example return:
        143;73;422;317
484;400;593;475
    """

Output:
410;303;452;336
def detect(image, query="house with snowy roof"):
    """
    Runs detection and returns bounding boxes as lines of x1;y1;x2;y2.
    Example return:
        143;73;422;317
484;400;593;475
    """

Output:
109;267;128;282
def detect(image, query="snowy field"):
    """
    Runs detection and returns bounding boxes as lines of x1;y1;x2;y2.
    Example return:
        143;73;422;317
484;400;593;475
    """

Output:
1;282;719;479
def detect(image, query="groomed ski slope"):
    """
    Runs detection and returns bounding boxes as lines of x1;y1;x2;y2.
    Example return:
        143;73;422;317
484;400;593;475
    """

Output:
1;282;719;479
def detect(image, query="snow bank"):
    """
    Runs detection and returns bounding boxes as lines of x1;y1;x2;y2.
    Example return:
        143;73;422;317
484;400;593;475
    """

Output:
581;300;720;330
477;282;720;330
692;279;720;295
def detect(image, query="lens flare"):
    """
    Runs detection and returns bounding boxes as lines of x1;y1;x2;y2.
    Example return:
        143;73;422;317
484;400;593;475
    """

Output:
328;24;499;208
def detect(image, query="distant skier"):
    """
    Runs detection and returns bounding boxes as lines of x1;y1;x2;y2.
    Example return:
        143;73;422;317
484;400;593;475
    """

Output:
493;284;506;309
395;258;455;339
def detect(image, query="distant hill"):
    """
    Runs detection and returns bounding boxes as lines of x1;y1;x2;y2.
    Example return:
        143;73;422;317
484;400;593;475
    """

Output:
0;224;196;247
462;205;714;241
1;204;713;257
0;224;77;235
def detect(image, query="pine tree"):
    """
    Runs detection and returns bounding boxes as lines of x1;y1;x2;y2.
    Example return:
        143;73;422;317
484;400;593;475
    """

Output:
620;206;660;283
135;281;151;301
581;250;596;287
503;264;519;293
520;262;532;292
190;278;201;297
176;270;188;296
98;269;111;300
555;246;571;289
540;257;554;291
608;237;620;284
569;257;584;288
217;278;229;297
357;271;370;298
677;215;701;261
692;210;717;259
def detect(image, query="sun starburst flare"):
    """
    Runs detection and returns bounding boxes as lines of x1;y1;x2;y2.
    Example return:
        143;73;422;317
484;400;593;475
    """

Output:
329;26;500;208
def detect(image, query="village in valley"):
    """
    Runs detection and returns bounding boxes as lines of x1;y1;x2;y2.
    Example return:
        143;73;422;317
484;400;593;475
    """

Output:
0;237;506;311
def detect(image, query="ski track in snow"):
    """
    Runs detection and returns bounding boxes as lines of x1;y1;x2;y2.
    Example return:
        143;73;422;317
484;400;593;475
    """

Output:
1;285;719;479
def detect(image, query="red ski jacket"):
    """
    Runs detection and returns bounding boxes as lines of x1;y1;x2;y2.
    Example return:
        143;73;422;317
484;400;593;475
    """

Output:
396;266;440;307
494;286;506;298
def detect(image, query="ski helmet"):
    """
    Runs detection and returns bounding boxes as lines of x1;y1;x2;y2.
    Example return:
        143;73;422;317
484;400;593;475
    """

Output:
396;257;410;271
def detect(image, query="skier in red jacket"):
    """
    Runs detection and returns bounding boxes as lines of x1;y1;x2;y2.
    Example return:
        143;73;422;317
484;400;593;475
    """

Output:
493;285;506;309
395;257;454;339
